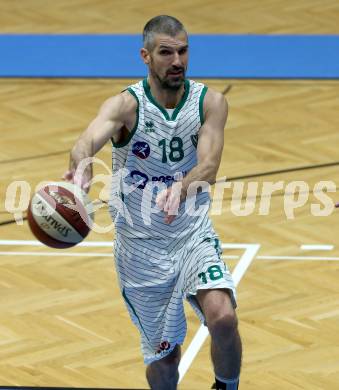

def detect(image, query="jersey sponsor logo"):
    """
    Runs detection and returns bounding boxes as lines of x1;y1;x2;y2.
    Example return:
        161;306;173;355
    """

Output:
191;134;198;148
145;121;155;133
132;141;150;159
129;170;188;189
130;170;149;189
156;341;171;354
151;174;180;183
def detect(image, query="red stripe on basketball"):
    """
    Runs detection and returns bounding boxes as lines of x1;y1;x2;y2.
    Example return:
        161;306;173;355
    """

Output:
27;202;76;249
39;185;90;238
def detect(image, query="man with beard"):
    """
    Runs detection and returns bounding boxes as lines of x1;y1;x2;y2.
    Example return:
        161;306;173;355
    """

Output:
65;15;241;390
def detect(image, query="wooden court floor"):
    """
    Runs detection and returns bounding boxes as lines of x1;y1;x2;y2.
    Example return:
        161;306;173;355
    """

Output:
0;78;338;390
0;1;339;389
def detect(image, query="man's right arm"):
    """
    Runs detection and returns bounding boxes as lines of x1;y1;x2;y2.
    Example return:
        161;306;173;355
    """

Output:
64;91;136;190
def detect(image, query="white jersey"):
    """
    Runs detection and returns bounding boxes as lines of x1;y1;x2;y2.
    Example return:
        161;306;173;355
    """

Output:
109;78;215;239
109;79;237;365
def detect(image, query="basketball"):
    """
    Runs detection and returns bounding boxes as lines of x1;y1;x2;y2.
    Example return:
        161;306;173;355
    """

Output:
27;181;93;248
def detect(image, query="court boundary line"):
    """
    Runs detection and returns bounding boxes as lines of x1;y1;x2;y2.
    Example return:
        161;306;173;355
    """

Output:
0;240;338;261
300;244;333;251
0;240;113;247
257;255;339;261
0;251;113;257
0;251;338;261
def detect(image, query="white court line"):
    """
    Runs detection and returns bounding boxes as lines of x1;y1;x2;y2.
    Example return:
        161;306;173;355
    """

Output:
178;243;260;383
56;315;113;343
0;252;338;262
0;240;332;255
0;239;113;247
0;251;113;257
257;255;339;261
300;244;334;251
222;255;339;261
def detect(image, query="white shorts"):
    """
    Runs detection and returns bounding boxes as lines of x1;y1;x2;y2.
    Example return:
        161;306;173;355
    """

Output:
113;232;237;364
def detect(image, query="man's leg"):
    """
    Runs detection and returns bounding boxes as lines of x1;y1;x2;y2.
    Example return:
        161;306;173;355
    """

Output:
146;345;181;390
197;289;242;388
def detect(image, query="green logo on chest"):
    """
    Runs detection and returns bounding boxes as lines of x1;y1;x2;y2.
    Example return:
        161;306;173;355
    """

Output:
191;134;198;148
145;121;155;133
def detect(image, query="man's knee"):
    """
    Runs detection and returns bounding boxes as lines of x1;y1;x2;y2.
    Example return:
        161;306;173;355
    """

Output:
162;344;181;367
146;346;180;389
207;311;238;341
149;345;181;373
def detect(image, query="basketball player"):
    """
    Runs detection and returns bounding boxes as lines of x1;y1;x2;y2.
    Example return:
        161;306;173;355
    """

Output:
64;15;242;390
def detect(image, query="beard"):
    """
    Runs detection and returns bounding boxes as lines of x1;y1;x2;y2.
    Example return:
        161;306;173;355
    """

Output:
160;75;185;90
150;65;186;91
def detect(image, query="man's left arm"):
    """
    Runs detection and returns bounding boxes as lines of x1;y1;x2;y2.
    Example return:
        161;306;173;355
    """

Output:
157;89;228;223
181;90;228;195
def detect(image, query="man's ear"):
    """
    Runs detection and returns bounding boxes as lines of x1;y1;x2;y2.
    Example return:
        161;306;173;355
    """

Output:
140;48;151;65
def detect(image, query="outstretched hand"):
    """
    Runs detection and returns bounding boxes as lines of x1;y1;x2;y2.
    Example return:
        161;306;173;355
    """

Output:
156;182;182;224
62;158;92;193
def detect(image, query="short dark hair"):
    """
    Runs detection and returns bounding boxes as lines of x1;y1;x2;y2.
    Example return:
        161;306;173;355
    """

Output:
143;15;187;50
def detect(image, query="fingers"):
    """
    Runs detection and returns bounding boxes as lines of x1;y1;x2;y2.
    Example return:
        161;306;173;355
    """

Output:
164;193;179;215
156;189;177;213
164;214;176;224
156;189;168;209
74;173;91;192
156;183;183;224
62;170;91;193
62;170;74;181
162;191;181;224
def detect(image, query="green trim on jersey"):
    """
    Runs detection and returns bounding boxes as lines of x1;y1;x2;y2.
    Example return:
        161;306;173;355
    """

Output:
199;86;208;125
143;78;190;121
111;87;139;148
172;79;190;120
122;288;150;342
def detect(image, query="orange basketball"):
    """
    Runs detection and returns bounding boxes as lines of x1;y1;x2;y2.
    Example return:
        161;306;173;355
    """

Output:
27;182;93;248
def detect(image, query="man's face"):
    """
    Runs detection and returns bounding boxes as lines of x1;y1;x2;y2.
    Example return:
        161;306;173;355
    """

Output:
143;31;189;91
